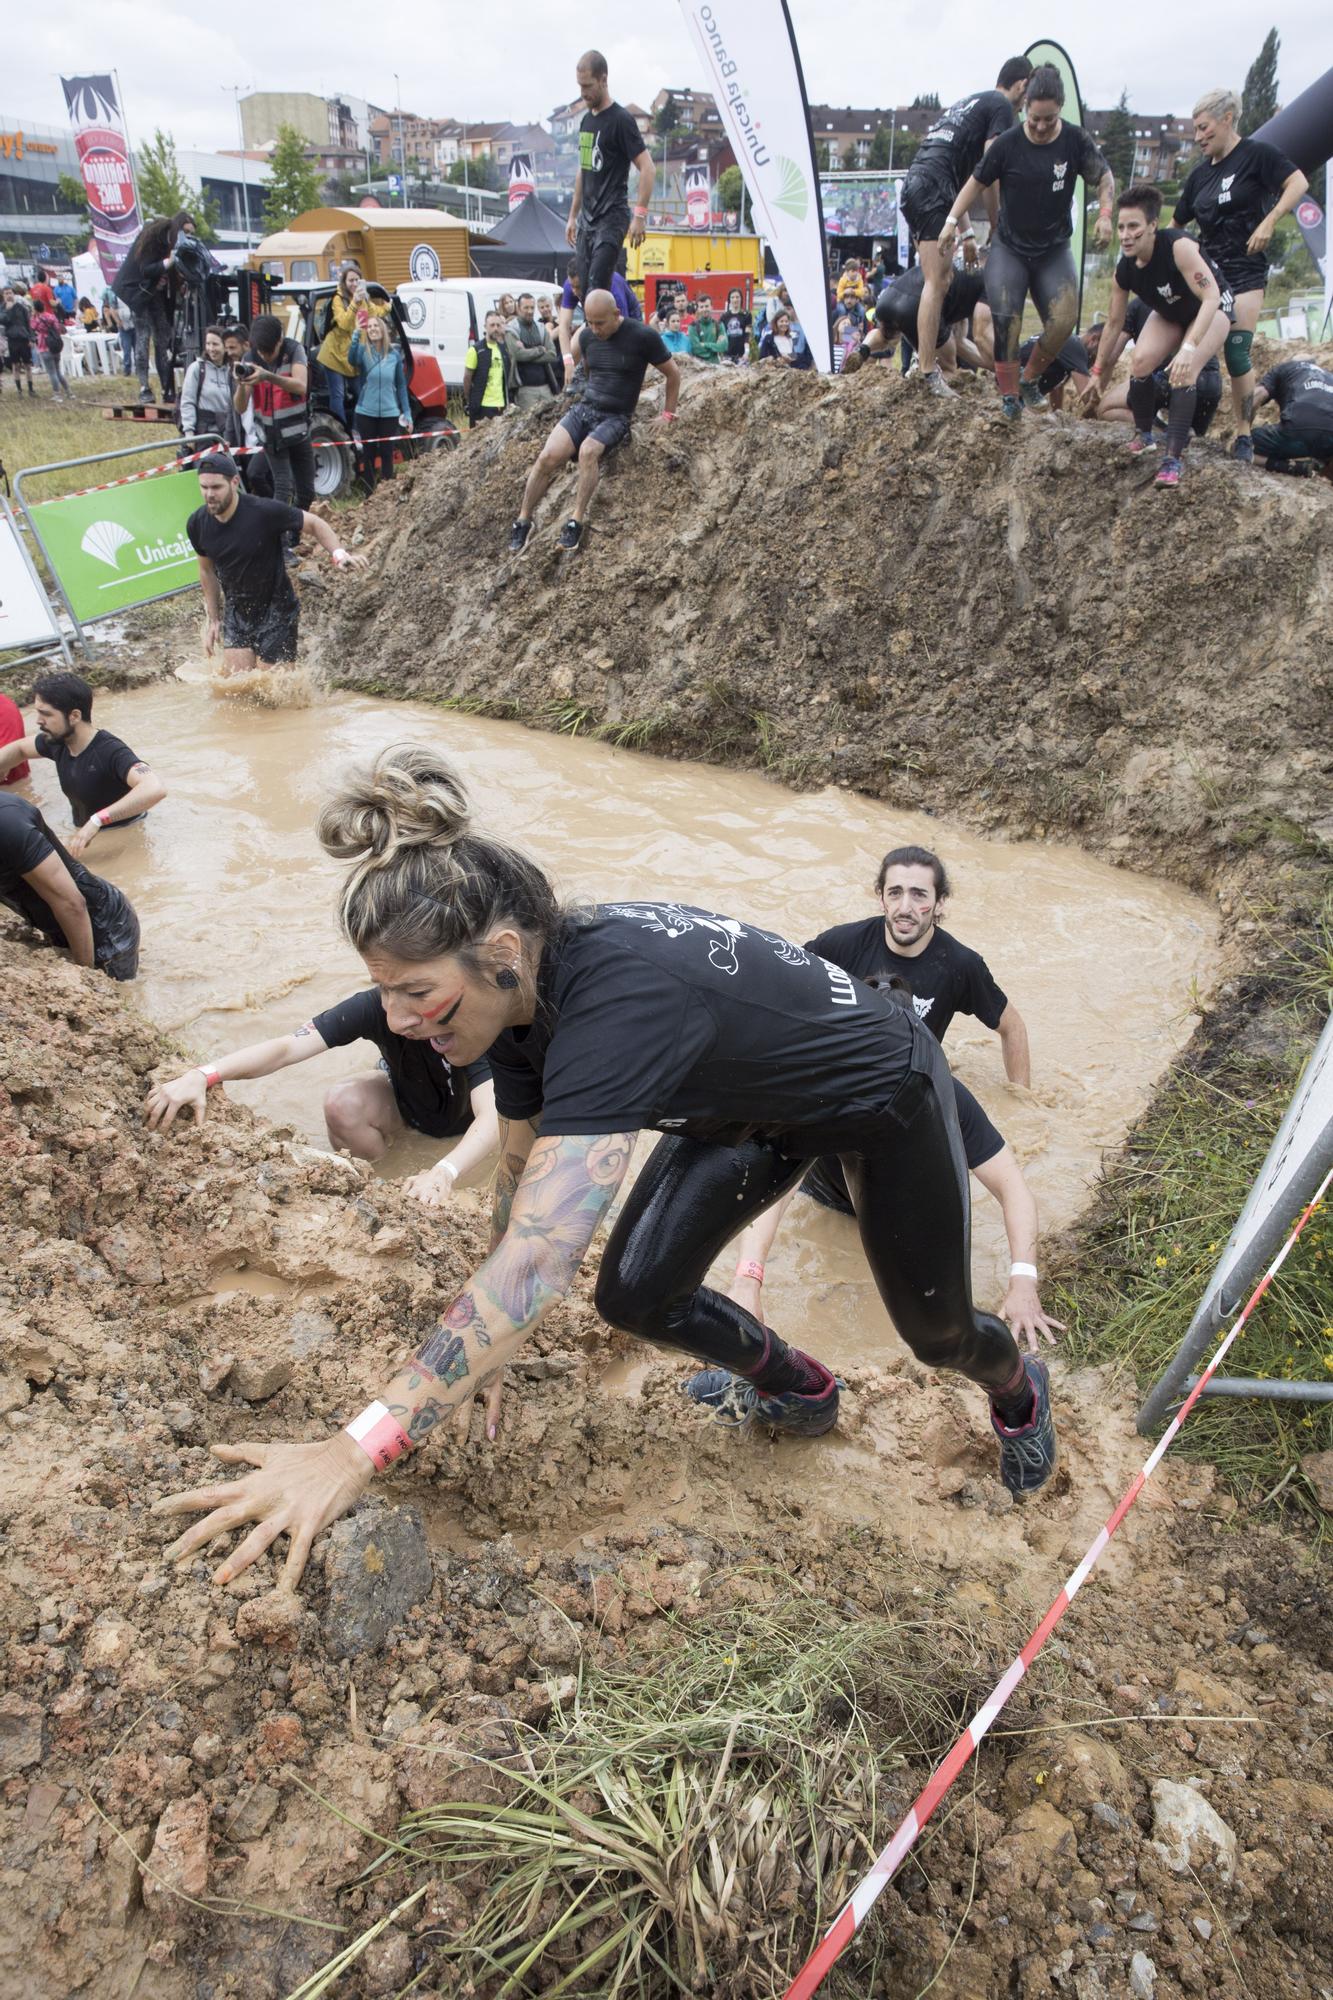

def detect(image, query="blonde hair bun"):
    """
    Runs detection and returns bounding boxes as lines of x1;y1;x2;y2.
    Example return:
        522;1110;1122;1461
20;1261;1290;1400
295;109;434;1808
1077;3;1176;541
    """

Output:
318;743;470;867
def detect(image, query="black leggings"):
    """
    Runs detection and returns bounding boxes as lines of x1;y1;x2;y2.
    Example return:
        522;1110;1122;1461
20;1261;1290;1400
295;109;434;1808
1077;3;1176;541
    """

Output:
134;294;175;396
985;241;1079;366
357;413;398;487
595;1041;1023;1397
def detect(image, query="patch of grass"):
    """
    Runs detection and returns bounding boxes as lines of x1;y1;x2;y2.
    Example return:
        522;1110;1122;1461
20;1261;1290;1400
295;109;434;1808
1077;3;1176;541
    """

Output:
2;376;183;502
544;700;598;737
596;714;671;752
304;1583;1002;1999
1054;913;1333;1522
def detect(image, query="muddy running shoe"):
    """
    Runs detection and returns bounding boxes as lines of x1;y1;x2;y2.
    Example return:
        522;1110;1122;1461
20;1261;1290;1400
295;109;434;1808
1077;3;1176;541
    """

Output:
1154;456;1183;488
1267;459;1313;477
558;518;583;551
1019;377;1045;408
508;518;532;553
684;1357;839;1438
991;1359;1058;1499
924;366;958;399
1231;435;1254;464
1000;393;1023;420
1126;431;1157;456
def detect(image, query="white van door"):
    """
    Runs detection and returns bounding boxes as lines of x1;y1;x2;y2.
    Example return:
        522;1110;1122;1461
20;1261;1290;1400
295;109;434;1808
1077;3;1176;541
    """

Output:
398;282;479;393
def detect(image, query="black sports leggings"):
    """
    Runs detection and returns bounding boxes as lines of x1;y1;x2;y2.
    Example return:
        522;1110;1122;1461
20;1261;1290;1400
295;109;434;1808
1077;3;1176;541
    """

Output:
985;241;1079;366
595;1039;1023;1396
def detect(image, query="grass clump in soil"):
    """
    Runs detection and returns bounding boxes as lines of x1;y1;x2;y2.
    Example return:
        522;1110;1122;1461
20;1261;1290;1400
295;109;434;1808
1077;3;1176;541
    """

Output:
1057;889;1333;1524
294;1583;1002;1999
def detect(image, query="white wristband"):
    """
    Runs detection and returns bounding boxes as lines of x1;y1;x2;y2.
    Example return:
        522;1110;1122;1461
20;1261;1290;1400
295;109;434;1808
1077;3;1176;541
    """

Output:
1010;1262;1038;1280
437;1158;459;1183
332;547;350;566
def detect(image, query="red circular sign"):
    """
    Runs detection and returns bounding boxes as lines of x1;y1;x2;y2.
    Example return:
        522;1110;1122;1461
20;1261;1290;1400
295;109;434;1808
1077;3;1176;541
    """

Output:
1296;198;1321;228
80;144;136;221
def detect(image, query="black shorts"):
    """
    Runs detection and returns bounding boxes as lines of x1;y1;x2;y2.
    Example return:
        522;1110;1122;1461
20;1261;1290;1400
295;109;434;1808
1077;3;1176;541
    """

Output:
559;404;633;453
7;337;32;366
222;589;299;664
94;890;141;982
1215;254;1268;299
901;157;956;243
376;1056;473;1138
576;210;630;296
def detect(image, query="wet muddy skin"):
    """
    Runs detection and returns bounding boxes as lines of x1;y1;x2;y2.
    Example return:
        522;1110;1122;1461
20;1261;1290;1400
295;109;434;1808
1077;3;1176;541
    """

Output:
23;679;1219;1375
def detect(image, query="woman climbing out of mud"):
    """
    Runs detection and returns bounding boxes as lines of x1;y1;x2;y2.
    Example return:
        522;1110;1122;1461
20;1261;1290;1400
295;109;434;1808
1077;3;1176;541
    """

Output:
1172;87;1306;464
938;65;1114;420
153;746;1058;1593
143;994;499;1211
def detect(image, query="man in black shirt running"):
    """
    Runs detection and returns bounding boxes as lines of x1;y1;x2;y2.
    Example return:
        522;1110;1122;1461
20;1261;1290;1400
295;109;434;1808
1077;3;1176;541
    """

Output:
566;51;655;299
186;452;365;674
0;792;140;980
0;671;166;858
808;844;1031;1084
898;56;1031;395
1083;182;1231;488
509;290;679;553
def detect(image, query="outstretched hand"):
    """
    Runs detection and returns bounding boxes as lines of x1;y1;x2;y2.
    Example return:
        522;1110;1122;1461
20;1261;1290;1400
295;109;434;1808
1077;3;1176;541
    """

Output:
145;1069;209;1131
153;1433;374;1590
1001;1278;1065;1355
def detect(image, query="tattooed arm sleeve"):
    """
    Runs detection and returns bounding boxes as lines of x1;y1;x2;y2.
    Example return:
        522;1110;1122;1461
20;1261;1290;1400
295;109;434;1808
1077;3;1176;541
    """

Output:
489;1115;540;1250
380;1130;637;1446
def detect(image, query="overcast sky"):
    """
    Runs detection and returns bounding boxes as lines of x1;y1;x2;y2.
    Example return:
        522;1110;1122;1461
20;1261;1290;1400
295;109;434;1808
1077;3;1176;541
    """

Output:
7;6;1329;153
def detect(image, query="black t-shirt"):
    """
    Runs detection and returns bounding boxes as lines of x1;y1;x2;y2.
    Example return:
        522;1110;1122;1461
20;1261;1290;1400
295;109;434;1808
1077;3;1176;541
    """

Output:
487;904;926;1157
1258;361;1333;442
577;102;645;226
310;988;493;1139
803;1075;1005;1212
975;121;1108;258
33;727;143;827
1018;331;1090;392
1174;138;1298;274
0;793;123;949
916;90;1018;187
805;917;1008;1043
1;300;32;341
187;494;305;604
581;318;670;413
720;308;752;360
1114;227;1230;330
877;266;987;344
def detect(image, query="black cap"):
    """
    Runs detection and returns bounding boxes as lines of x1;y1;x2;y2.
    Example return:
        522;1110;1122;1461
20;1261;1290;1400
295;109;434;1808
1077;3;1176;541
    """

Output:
197;451;238;478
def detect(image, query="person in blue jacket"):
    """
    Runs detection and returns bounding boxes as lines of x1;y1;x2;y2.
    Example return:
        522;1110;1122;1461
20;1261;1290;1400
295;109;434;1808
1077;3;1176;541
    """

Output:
757;309;813;370
349;317;411;489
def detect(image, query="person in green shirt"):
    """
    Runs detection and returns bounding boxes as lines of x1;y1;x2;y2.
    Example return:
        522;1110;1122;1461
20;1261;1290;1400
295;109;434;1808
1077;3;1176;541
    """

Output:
463;311;513;425
688;300;724;363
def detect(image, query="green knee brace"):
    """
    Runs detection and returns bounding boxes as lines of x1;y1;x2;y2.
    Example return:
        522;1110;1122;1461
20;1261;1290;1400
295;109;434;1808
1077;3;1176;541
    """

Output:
1224;327;1254;378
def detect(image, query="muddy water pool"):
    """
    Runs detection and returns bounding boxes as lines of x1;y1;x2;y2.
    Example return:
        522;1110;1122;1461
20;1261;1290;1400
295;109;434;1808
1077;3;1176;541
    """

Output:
23;681;1219;1374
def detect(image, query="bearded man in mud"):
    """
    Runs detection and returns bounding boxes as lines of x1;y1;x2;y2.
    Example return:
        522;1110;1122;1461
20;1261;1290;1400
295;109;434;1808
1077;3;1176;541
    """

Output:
144;999;500;1211
0;672;166;858
1081;184;1233;490
897;56;1032;397
508;290;679;555
186;453;365;677
939;66;1114;420
154;746;1058;1596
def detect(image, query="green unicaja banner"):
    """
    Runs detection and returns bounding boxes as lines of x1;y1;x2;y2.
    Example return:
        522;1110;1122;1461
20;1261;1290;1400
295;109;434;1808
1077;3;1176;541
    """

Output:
1025;39;1087;325
31;468;200;624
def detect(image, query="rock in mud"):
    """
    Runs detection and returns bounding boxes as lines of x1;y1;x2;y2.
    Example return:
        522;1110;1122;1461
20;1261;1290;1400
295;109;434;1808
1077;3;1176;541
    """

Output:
1150;1779;1238;1884
1129;1951;1157;1999
142;1793;210;1920
1300;1449;1333;1513
234;1589;304;1650
231;1352;294;1401
322;1502;434;1659
0;1696;44;1774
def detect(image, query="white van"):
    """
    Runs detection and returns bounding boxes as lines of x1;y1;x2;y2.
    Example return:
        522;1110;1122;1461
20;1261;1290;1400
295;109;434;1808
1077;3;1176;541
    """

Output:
396;277;561;398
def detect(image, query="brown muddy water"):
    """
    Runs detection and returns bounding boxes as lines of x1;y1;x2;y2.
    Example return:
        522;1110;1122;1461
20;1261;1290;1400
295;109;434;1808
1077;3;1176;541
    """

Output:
23;680;1219;1375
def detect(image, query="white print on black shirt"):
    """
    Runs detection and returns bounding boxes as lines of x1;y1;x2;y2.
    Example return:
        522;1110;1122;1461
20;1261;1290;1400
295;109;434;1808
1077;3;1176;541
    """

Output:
913;995;934;1020
603;903;811;979
1052;162;1068;191
1218;174;1235;205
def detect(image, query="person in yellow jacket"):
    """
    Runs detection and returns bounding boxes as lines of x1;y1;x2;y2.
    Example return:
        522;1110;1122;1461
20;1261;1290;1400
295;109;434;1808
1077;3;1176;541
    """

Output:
836;259;868;305
317;262;389;425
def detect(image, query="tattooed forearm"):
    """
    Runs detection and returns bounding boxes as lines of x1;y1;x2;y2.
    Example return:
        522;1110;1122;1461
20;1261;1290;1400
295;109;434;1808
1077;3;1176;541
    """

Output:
376;1130;637;1447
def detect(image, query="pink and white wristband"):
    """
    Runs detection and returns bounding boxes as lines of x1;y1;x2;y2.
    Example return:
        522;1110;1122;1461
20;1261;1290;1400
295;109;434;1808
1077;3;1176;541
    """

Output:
344;1400;413;1471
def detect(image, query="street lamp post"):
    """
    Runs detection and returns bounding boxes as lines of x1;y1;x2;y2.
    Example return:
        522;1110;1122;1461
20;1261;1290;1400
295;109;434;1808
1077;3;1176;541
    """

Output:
224;84;255;247
394;74;407;207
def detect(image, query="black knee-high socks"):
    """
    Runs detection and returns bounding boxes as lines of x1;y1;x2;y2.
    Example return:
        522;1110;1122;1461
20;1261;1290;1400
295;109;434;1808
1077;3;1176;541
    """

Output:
1164;385;1197;459
1127;374;1157;436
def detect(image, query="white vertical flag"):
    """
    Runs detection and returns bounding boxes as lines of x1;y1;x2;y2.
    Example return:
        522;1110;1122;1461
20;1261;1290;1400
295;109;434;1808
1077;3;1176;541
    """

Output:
677;0;831;371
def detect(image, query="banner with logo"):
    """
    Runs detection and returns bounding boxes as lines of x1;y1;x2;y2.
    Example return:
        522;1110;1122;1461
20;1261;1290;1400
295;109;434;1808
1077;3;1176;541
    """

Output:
29;472;200;625
508;152;535;210
60;75;142;288
684;161;710;230
677;0;831;371
1024;40;1087;323
1293;195;1327;288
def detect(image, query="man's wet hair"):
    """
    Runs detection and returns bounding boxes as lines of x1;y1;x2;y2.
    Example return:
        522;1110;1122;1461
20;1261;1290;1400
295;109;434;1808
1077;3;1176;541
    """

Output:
34;671;94;724
874;844;951;900
1120;182;1163;223
997;57;1035;90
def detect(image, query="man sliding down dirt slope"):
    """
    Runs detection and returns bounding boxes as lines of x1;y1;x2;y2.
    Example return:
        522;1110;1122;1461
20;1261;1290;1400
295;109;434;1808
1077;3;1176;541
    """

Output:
155;744;1057;1595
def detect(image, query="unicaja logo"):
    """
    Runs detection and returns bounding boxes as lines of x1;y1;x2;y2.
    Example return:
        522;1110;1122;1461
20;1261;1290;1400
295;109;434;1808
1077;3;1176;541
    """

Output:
81;520;133;569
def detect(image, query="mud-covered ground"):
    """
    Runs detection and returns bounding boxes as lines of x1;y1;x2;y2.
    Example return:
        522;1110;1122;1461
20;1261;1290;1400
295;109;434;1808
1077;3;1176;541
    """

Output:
316;339;1333;888
2;940;1332;1999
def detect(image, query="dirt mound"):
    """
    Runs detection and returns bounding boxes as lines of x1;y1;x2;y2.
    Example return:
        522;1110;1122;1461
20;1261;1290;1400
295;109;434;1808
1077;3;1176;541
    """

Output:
2;941;1332;1997
319;344;1332;889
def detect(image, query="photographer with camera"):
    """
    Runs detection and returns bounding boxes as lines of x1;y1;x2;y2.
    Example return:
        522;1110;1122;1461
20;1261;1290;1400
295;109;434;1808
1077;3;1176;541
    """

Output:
232;314;316;557
179;325;238;452
112;209;197;404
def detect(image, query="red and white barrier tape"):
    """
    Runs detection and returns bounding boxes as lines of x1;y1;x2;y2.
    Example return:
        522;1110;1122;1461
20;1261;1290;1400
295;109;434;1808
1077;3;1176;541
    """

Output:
36;428;453;503
782;1166;1333;2000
